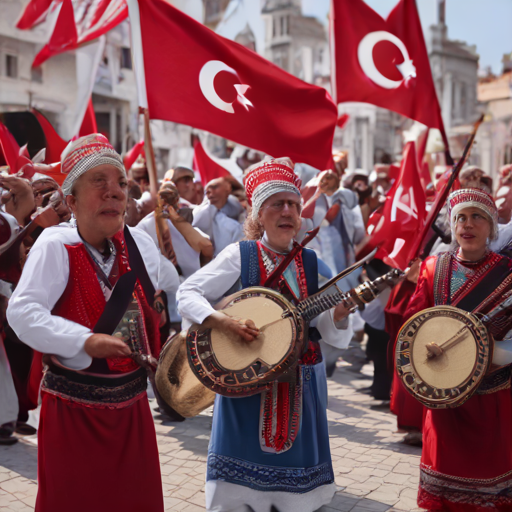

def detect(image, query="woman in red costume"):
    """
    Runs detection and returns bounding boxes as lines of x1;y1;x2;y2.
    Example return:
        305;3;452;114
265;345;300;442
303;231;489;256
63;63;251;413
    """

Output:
403;188;512;511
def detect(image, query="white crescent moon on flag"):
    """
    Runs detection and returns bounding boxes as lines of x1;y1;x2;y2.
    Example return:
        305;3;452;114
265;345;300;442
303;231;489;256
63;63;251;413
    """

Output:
357;31;416;90
199;60;239;113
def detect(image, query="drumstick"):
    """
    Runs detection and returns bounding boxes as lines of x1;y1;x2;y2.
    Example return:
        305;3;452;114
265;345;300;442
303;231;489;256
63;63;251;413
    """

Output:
259;317;287;332
426;326;469;359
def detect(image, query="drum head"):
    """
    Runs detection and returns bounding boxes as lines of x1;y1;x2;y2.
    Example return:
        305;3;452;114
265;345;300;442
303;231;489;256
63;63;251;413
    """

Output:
211;296;294;370
187;287;304;397
155;331;215;418
396;306;490;409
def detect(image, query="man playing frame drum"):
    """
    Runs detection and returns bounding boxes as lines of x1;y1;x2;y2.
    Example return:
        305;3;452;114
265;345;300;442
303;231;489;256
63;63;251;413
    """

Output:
399;188;512;511
177;159;353;512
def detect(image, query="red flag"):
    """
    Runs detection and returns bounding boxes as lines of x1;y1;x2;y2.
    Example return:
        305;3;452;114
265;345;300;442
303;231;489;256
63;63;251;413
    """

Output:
30;108;68;164
193;139;230;186
0;122;21;172
16;0;53;29
31;0;127;67
123;140;145;171
331;0;447;144
128;0;337;170
32;0;78;68
79;99;98;137
360;141;426;270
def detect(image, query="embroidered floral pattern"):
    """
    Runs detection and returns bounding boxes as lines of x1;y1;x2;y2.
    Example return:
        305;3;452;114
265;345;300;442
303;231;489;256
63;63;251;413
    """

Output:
206;453;334;493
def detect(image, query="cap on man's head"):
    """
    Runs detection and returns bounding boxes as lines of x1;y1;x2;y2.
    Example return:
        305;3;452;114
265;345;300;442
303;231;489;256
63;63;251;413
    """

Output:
164;166;194;184
61;134;125;196
244;158;301;219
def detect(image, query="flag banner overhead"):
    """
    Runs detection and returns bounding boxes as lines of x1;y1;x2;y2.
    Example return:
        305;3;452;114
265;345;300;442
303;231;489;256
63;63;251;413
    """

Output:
127;0;338;170
359;141;426;270
30;0;127;67
332;0;446;136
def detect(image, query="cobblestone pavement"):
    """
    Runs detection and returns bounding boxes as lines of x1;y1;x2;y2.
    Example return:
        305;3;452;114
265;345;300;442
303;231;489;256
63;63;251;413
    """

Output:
0;362;423;512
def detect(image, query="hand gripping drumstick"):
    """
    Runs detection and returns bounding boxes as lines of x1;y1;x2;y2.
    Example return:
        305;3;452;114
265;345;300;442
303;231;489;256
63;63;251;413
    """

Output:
426;293;512;360
426;326;469;359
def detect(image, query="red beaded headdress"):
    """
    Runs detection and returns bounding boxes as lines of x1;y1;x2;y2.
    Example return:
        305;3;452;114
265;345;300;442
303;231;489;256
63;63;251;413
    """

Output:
448;188;498;240
244;159;301;219
61;134;125;195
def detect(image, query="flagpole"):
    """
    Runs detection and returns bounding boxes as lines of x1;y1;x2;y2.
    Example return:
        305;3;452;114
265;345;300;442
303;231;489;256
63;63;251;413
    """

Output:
409;114;484;262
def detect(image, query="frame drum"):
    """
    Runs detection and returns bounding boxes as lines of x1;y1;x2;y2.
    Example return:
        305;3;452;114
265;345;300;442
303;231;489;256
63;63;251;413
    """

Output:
187;287;306;397
155;331;215;418
396;306;491;408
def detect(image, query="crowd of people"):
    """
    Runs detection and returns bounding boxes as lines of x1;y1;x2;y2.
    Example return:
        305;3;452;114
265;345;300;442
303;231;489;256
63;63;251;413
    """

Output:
1;131;512;511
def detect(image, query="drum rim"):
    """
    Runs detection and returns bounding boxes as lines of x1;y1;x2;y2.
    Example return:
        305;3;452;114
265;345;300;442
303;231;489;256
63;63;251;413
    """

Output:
396;305;490;409
187;286;305;397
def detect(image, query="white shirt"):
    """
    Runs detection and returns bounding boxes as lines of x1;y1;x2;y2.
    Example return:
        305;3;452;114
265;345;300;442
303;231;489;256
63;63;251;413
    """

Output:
192;200;244;256
7;225;179;370
137;211;202;279
177;241;353;349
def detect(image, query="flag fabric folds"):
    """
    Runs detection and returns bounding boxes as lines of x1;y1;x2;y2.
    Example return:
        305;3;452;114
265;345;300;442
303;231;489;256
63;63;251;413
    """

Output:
360;141;426;270
331;0;447;143
127;0;338;170
30;0;127;67
193;138;232;186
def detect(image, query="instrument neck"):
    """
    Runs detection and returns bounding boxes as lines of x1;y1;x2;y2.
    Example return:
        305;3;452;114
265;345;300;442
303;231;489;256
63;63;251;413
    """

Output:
295;268;404;323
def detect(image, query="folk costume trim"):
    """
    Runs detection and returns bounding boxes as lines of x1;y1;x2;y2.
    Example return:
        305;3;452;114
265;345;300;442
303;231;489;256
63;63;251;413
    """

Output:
206;453;334;493
42;368;147;409
433;251;502;306
419;463;512;510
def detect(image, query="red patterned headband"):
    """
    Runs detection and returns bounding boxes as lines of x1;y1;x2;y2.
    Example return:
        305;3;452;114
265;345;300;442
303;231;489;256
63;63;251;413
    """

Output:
61;134;125;195
244;160;301;219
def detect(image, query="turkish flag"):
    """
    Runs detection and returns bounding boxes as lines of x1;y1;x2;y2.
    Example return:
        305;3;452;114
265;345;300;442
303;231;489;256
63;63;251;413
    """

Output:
358;141;426;270
332;0;447;140
31;0;127;67
128;0;337;170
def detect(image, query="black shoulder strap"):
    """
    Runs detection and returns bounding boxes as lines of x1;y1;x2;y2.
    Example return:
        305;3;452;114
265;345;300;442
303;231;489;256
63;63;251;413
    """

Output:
455;257;512;312
123;226;156;303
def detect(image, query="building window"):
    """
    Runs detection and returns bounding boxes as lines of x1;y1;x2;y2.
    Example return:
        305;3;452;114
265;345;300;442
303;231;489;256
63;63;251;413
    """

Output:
31;66;43;83
460;82;467;120
273;17;277;37
5;54;18;78
120;48;132;70
280;16;286;36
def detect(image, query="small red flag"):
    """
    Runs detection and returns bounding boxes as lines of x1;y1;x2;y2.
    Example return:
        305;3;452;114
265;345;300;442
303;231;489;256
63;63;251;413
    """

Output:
79;99;98;137
123;141;145;171
128;0;337;170
332;0;448;145
31;108;68;164
359;141;426;270
193;139;231;187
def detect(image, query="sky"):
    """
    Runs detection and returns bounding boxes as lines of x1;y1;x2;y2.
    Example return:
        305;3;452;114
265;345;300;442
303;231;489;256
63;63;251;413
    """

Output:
302;0;512;74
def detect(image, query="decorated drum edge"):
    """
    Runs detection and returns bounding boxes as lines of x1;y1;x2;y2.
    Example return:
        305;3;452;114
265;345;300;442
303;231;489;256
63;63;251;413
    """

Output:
395;305;489;409
186;323;306;399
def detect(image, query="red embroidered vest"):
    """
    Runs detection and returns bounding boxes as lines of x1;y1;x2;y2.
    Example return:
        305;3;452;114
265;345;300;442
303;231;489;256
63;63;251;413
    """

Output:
51;230;160;374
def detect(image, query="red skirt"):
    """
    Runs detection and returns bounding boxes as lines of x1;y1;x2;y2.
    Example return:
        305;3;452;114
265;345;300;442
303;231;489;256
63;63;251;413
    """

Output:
390;373;424;431
36;392;164;512
418;388;512;511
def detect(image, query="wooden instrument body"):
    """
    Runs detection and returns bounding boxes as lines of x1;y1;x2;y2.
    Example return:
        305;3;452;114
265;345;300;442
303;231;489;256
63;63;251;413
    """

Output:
187;287;307;398
396;305;492;409
155;330;215;418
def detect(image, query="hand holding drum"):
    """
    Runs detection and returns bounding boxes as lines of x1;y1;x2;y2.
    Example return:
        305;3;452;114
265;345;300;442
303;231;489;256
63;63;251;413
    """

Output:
204;311;260;342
